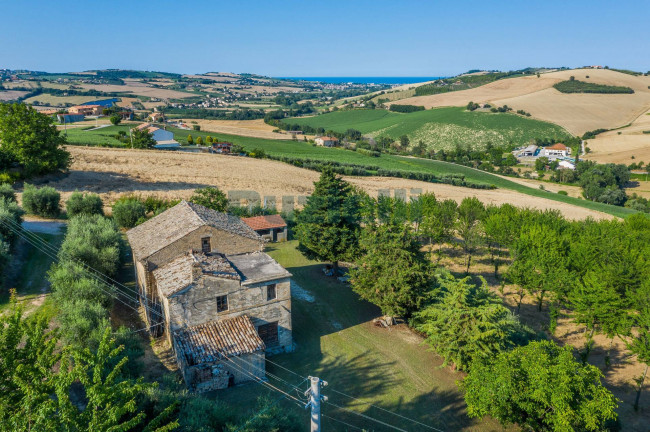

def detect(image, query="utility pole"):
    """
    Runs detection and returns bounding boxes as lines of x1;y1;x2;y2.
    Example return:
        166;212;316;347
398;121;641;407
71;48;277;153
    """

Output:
305;376;327;432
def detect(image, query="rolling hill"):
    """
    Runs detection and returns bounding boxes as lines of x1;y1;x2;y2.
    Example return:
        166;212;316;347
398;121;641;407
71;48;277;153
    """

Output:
390;69;650;135
284;107;571;150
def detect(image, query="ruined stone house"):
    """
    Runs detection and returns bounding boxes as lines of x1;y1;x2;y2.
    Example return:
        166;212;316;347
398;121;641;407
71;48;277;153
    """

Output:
126;201;293;391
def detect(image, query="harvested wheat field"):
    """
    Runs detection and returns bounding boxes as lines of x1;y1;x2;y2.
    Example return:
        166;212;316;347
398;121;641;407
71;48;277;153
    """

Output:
79;82;195;99
46;146;614;220
186;119;287;140
585;108;650;164
392;69;650;135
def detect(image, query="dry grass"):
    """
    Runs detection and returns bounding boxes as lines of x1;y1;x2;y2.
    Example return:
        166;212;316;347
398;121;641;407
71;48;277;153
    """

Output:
187;119;287;140
585;108;650;164
392;69;650;135
79;82;195;99
0;90;29;101
48;146;614;221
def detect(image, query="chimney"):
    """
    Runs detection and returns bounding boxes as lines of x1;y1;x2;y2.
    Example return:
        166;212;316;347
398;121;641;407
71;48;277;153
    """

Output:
190;250;203;281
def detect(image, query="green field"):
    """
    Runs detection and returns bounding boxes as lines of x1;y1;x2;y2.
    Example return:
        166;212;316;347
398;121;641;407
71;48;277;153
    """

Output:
65;124;636;218
283;107;572;151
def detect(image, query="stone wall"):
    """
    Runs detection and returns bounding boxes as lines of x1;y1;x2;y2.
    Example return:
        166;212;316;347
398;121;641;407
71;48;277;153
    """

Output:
147;226;264;269
167;276;293;353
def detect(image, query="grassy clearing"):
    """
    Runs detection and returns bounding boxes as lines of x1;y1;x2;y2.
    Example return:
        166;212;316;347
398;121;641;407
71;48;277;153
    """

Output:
219;240;505;431
64;124;132;147
0;232;63;316
284;107;571;151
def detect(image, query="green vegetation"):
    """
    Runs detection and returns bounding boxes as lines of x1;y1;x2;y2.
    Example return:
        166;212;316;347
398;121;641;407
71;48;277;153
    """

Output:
388;104;425;113
21;184;60;218
294;169;362;268
554;79;634;94
414;70;531;96
65;191;104;217
189;186;228;212
282;107;571;151
462;341;618;431
0;102;70;180
112;198;147;228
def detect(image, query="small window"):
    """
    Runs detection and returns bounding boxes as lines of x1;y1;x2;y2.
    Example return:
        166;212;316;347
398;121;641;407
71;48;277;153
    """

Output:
216;295;228;312
257;322;279;346
267;284;277;301
201;237;211;253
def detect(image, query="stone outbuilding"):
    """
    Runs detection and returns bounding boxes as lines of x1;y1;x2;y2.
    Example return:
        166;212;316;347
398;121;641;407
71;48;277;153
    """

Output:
242;214;288;242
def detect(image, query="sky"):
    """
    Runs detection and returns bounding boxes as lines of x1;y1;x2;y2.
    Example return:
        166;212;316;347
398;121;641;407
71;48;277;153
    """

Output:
1;0;648;77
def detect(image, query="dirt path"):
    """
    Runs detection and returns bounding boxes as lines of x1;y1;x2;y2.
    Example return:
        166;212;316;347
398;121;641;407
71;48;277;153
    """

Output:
22;219;66;235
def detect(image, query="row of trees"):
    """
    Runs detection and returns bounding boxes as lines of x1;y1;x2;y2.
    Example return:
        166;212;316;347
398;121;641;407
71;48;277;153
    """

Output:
294;169;650;429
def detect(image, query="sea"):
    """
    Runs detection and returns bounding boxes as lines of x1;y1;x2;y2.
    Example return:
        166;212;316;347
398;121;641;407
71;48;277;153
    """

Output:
279;77;444;85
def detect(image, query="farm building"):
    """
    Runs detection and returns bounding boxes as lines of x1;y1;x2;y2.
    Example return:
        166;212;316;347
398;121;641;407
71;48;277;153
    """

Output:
211;141;233;154
68;104;103;116
315;136;339;147
513;144;538;158
57;113;85;123
81;98;118;107
558;160;576;170
242;214;288;242
540;143;570;158
149;112;164;122
126;201;293;391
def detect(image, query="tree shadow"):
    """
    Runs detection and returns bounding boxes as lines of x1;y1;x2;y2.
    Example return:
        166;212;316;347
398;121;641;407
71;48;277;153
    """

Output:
26;170;208;196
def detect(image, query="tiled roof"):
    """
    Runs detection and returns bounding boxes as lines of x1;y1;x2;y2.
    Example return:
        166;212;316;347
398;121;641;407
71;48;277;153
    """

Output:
546;143;568;150
152;253;195;297
135;123;152;130
317;136;338;141
174;315;265;366
126;201;262;262
242;214;287;231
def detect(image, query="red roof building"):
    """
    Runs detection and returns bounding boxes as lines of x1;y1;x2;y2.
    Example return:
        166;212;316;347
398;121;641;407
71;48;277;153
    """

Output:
241;215;288;242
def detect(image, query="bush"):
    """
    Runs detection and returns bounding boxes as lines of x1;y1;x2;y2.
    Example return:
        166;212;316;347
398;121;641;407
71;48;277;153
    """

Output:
389;104;425;113
22;184;60;217
0;183;16;202
59;214;122;276
0;198;25;245
66;191;104;217
112;199;147;228
557;190;568;196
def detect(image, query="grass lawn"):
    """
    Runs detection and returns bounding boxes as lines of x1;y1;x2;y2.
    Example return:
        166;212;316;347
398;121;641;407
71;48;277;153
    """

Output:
0;232;63;317
64;124;132;147
283;107;571;151
218;240;506;431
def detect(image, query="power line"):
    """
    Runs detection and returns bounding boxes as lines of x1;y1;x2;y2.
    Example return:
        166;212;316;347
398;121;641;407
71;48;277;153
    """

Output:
321;414;366;431
328;389;445;432
324;400;408;432
0;218;164;326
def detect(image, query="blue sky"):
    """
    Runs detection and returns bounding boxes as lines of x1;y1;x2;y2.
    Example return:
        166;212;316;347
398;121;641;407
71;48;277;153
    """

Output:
1;0;647;76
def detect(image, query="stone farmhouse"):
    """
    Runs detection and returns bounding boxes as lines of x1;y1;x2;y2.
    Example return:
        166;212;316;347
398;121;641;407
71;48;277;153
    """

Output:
126;201;293;392
315;136;339;147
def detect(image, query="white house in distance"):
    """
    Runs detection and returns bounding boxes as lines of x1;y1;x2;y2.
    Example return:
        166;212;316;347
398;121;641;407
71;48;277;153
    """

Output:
315;136;339;147
540;143;570;158
558;160;576;170
136;123;180;149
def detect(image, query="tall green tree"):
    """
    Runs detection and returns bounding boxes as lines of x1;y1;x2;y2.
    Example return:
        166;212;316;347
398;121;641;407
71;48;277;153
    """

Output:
295;169;362;269
461;340;618;432
627;283;650;411
415;275;533;371
456;197;485;273
0;102;70;177
420;198;457;259
0;301;177;431
350;224;433;318
130;127;157;149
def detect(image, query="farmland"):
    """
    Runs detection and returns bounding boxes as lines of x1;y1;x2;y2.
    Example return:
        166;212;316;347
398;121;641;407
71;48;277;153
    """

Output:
283;107;571;150
391;69;650;135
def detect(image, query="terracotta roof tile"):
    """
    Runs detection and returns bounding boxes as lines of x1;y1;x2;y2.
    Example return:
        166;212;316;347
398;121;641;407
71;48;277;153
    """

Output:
242;214;287;231
174;315;265;366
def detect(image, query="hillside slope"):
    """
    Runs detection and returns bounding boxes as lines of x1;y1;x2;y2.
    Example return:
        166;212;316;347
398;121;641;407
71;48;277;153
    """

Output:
391;69;650;135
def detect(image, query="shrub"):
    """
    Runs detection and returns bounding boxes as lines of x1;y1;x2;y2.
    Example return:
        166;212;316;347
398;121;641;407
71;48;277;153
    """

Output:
0;198;25;244
389;104;425;113
190;187;228;212
22;184;60;218
0;183;16;202
65;191;104;217
557;190;568;196
59;214;122;276
112;199;146;228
